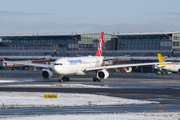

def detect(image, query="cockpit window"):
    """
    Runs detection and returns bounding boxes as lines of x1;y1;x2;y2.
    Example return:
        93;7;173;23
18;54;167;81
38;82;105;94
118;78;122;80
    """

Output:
54;63;63;65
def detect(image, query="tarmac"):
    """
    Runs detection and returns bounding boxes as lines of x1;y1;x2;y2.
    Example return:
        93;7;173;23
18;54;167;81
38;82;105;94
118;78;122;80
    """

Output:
0;71;180;115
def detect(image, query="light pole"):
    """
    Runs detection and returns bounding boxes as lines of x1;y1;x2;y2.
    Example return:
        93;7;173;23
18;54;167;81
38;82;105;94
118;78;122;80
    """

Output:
72;31;73;57
33;33;34;61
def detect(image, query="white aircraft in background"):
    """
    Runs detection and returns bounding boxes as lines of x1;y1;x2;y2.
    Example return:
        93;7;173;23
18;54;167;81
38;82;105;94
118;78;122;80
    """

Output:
2;32;171;82
155;53;179;72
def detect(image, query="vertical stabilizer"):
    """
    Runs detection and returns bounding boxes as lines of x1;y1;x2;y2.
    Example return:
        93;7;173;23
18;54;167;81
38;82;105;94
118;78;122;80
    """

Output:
95;32;104;56
158;53;168;65
158;54;166;62
1;57;5;61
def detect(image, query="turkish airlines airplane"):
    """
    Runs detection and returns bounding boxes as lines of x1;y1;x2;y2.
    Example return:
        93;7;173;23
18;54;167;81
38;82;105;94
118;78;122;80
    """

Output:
155;53;180;72
2;32;170;82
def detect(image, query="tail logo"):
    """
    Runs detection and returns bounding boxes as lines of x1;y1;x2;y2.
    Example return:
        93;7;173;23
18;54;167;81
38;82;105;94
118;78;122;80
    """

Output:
158;54;168;65
95;32;104;56
99;38;102;51
1;57;5;61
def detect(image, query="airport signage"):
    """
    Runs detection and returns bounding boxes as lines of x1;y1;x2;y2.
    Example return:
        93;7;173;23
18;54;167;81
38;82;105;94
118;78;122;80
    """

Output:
44;94;58;99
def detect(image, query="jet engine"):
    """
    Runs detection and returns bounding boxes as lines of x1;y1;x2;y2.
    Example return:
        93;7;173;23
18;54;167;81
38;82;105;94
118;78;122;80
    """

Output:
97;69;109;79
124;67;132;73
41;69;53;79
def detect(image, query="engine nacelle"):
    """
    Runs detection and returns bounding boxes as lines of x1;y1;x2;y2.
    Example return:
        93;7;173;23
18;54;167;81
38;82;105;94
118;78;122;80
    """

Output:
124;67;132;73
97;69;109;79
41;69;53;79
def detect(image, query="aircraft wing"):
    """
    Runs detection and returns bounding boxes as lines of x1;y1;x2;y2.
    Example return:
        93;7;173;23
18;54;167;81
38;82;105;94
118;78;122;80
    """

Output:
3;61;52;68
156;65;166;68
103;55;130;60
84;62;171;71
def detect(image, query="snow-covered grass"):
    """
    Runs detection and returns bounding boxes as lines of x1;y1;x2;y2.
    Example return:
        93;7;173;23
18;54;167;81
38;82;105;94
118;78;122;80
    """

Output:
0;80;19;83
0;92;159;108
3;84;111;88
2;112;180;120
0;79;110;88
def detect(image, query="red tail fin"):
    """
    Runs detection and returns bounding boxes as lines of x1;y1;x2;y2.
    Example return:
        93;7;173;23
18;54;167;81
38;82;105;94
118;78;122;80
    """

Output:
1;57;9;67
1;57;5;61
95;32;104;56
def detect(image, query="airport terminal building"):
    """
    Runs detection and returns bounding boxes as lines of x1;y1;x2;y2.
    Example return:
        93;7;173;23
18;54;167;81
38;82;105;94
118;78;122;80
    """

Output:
0;31;180;56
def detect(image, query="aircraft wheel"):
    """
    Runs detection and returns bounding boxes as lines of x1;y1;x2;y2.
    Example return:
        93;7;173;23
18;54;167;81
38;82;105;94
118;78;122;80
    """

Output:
62;76;70;81
93;77;101;82
66;77;70;81
93;77;97;82
62;77;66;81
58;79;63;82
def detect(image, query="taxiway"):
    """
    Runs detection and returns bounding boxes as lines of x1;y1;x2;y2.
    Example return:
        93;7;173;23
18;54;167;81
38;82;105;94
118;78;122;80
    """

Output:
0;71;180;116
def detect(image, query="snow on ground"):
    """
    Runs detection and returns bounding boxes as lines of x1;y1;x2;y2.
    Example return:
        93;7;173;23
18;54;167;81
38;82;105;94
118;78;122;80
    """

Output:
2;112;180;120
0;92;159;108
4;84;111;88
0;79;111;88
0;80;20;83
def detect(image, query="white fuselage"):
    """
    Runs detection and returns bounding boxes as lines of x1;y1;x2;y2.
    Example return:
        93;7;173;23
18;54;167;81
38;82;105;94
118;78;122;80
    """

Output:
157;64;180;72
52;56;104;76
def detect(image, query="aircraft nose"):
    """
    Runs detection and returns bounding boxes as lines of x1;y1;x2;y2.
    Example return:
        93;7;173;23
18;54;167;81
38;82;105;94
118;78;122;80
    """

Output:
53;65;60;75
52;65;56;72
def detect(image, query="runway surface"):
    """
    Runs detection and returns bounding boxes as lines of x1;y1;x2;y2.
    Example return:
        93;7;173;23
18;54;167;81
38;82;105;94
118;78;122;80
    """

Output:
0;71;180;115
1;105;180;116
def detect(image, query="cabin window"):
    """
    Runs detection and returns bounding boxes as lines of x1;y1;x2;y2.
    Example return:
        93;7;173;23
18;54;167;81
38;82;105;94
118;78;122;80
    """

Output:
54;63;63;65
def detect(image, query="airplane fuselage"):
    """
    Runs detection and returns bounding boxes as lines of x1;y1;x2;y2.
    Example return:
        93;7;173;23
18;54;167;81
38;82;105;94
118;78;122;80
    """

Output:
52;56;104;76
157;63;180;72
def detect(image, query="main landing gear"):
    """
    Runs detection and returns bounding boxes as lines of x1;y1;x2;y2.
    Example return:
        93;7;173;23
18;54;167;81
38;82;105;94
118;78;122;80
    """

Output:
58;76;100;82
58;76;70;82
93;77;101;82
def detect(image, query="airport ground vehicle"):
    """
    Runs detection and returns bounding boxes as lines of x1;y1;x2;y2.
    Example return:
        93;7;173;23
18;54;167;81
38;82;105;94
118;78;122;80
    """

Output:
156;71;161;75
156;70;172;75
166;71;172;75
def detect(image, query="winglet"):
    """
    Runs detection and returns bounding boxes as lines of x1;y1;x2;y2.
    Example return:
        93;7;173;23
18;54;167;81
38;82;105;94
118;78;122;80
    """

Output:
95;32;104;56
158;53;168;65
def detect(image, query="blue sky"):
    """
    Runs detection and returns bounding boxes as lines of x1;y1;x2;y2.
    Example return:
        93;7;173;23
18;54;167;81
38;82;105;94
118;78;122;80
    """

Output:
0;0;180;35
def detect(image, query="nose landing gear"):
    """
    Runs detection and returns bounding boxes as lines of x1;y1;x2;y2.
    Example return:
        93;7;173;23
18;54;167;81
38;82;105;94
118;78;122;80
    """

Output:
58;76;70;82
93;77;101;82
